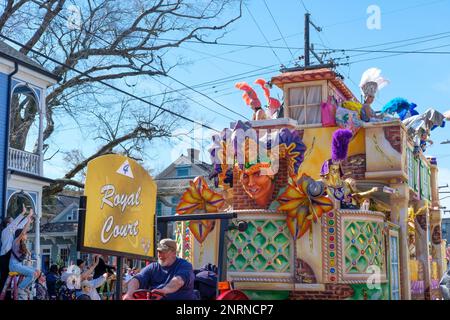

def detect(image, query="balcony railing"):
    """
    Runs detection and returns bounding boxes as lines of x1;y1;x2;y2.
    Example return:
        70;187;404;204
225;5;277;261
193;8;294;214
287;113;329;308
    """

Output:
8;147;41;175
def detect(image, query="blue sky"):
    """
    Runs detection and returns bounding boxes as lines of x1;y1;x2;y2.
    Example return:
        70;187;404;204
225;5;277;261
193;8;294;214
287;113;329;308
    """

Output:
45;0;450;214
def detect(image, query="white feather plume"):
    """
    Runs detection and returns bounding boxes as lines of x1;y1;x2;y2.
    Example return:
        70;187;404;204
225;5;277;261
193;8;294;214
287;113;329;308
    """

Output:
359;67;389;92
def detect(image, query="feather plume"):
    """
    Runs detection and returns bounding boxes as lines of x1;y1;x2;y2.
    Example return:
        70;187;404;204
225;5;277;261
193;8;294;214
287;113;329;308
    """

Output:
255;79;281;115
235;82;261;109
331;129;353;162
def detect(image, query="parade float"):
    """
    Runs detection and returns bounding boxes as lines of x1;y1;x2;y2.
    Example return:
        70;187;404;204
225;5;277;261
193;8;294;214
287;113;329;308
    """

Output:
173;66;448;300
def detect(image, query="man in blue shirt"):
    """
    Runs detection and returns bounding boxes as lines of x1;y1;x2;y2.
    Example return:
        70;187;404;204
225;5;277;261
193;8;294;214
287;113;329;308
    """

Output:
123;238;196;300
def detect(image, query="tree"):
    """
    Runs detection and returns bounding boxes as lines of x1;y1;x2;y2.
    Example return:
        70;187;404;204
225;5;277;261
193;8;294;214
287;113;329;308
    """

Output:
0;0;242;196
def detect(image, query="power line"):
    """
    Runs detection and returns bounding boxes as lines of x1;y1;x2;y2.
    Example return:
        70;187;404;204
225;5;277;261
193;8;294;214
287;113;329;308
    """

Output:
179;45;263;68
68;63;284;112
346;42;450;65
263;0;295;61
18;7;249;121
244;2;284;66
299;0;309;13
314;30;450;63
150;76;236;122
138;64;282;99
0;34;222;133
150;30;450;53
136;20;450;100
8;3;290;69
329;34;450;60
350;30;450;50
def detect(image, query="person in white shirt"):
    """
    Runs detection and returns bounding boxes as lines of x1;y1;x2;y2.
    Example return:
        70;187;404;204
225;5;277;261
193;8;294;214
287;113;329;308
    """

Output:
0;205;32;292
80;274;108;300
1;205;31;255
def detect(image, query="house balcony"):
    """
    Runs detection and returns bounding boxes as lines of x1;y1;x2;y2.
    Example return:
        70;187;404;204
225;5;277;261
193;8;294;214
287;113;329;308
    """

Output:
8;147;41;176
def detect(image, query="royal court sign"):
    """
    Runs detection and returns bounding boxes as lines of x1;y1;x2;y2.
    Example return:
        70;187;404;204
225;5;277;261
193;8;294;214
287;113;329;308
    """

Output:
79;154;156;259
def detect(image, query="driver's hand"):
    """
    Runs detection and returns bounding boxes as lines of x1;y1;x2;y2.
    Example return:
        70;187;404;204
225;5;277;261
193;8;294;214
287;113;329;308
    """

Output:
122;292;135;300
151;289;166;299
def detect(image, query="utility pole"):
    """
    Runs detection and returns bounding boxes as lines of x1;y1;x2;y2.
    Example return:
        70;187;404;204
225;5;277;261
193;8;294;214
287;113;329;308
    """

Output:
304;13;310;67
303;13;325;68
283;13;334;72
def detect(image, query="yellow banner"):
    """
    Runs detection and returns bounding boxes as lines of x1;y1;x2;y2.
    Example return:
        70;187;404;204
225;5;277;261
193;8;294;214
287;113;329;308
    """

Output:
82;154;156;257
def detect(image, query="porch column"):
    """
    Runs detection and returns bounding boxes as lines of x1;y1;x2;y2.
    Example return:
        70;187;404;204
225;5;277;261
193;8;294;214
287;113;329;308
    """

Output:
429;160;446;278
38;89;45;176
414;201;432;300
389;182;411;300
35;193;42;270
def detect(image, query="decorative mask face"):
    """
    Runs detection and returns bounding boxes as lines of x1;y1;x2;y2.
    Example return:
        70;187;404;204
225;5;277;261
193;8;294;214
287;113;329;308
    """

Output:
240;169;275;207
329;164;341;176
416;214;427;231
325;164;343;188
432;225;442;245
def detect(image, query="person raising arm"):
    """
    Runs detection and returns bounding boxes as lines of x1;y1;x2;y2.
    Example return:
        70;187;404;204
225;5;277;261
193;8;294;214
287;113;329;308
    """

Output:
9;210;39;300
79;255;100;281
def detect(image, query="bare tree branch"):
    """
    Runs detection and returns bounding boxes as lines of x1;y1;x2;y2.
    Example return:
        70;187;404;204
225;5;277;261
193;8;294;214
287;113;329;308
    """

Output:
0;0;28;30
0;0;243;197
20;0;66;55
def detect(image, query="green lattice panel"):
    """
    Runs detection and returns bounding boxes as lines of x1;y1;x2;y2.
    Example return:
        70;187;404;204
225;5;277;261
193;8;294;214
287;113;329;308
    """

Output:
343;221;384;274
227;219;290;273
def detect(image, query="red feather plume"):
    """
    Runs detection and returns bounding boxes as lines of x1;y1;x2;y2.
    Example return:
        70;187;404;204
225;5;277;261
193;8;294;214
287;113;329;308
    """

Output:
235;82;261;109
255;79;281;111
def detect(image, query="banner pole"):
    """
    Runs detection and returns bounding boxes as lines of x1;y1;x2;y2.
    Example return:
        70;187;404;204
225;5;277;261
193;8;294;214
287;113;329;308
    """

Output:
76;196;87;252
115;257;122;300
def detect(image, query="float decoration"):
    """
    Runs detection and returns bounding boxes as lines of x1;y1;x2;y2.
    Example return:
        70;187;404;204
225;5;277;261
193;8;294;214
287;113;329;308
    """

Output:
403;108;447;152
359;67;389;98
321;129;353;203
255;78;282;119
444;110;450;120
279;128;307;180
176;176;224;243
381;98;419;121
359;67;389;123
336;101;363;135
342;178;379;210
209;121;307;209
277;174;333;244
235;82;266;120
209;128;233;188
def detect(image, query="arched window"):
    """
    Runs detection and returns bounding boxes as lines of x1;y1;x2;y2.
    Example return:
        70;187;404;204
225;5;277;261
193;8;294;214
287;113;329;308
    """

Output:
6;191;35;220
10;84;41;153
8;83;43;175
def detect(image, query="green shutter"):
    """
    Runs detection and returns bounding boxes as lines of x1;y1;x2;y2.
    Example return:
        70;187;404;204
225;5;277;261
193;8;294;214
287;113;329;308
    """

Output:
427;168;432;201
420;161;424;198
414;158;419;192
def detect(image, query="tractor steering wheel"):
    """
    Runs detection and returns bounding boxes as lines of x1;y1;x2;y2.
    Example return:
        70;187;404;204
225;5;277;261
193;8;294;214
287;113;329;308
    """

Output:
131;289;166;300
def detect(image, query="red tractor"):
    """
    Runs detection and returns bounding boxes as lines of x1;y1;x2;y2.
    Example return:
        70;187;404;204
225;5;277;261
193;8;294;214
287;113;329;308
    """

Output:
124;212;249;301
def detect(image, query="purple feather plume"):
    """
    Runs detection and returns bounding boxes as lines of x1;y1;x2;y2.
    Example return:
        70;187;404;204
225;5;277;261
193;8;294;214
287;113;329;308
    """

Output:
331;129;353;162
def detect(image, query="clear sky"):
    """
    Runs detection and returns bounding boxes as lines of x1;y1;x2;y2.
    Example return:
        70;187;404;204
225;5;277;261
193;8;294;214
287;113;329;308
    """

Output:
45;0;450;215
